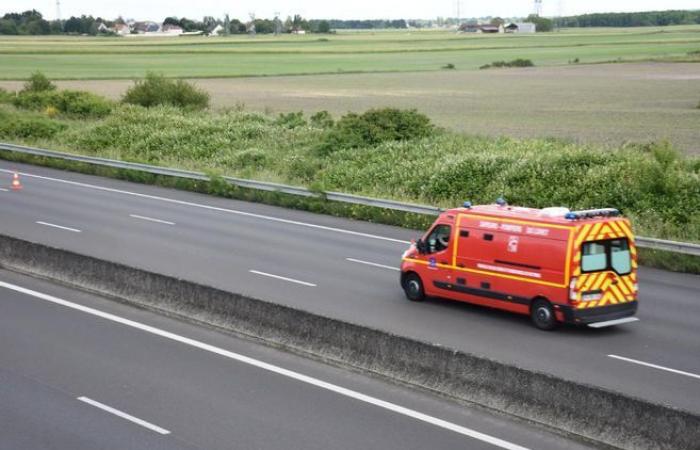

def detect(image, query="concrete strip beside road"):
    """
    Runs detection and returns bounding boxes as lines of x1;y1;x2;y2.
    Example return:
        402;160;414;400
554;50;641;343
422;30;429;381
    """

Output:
0;235;697;450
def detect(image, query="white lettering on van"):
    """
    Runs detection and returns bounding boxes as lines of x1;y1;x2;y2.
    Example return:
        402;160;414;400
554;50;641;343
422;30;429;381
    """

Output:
501;224;522;233
526;227;549;236
479;221;499;229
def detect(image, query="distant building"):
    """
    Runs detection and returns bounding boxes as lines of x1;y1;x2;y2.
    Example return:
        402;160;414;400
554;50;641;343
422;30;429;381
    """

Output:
504;22;536;33
112;23;131;36
162;24;184;35
210;24;224;35
458;23;504;34
133;21;161;33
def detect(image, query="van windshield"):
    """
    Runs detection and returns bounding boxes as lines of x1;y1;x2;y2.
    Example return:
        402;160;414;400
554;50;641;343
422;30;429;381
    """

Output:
581;238;631;275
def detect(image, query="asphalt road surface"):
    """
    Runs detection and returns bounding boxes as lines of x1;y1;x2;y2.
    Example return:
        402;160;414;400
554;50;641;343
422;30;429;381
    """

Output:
0;269;595;450
0;162;699;416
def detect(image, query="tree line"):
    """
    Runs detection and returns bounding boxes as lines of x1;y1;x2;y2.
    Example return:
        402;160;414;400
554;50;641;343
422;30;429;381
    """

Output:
559;10;700;27
2;9;699;36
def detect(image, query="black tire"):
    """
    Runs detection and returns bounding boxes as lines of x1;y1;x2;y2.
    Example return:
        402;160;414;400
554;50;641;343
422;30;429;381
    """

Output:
531;298;558;331
403;273;425;302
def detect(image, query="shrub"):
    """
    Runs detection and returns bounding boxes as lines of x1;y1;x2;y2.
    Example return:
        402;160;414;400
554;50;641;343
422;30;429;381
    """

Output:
310;110;334;128
23;72;56;93
0;114;67;139
317;108;434;155
122;73;210;110
480;59;534;69
274;111;307;129
12;90;112;118
0;87;15;103
442;63;456;70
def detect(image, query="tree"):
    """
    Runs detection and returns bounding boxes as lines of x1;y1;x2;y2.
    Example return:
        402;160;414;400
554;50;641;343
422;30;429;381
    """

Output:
526;14;553;32
202;16;218;32
317;20;330;33
222;14;230;36
0;19;18;34
163;17;180;27
491;17;505;27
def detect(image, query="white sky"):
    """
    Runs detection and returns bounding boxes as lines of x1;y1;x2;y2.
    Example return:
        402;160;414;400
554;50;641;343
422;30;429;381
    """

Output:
2;1;699;21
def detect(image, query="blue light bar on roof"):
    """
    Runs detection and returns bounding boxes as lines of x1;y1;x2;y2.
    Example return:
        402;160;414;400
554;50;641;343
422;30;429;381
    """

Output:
565;208;621;220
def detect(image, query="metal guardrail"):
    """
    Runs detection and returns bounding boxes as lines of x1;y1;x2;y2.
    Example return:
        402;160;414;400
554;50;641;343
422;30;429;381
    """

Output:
1;142;698;256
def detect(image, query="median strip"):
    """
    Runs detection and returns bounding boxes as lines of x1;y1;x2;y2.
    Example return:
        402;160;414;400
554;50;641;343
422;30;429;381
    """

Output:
0;234;698;450
77;396;170;435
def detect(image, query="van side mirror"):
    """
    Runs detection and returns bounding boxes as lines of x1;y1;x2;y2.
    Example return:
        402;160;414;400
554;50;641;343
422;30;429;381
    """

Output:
416;238;427;254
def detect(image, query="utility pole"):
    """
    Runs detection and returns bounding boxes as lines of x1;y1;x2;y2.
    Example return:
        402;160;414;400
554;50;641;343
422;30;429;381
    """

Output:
55;0;61;21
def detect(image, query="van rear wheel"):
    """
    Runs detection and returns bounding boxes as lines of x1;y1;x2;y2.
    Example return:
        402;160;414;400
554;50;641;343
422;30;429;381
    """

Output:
403;273;425;302
531;299;558;331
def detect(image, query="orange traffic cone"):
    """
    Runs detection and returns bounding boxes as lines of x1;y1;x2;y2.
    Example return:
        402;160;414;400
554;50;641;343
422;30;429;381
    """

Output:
11;172;22;191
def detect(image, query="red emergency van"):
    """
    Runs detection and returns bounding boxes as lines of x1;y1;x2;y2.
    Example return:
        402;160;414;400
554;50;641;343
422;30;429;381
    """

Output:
400;201;639;330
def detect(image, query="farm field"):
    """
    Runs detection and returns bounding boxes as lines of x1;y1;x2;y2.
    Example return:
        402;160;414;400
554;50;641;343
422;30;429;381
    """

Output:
2;62;698;152
0;26;699;79
1;26;699;151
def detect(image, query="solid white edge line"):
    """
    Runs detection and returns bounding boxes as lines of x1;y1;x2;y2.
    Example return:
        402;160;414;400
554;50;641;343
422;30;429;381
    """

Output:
129;214;176;226
608;355;700;381
0;280;528;450
249;270;317;287
0;187;8;192
346;258;400;271
77;396;171;435
36;221;82;233
0;169;410;245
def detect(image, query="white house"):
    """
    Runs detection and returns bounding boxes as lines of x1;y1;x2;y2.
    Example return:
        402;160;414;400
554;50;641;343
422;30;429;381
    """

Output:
504;22;536;33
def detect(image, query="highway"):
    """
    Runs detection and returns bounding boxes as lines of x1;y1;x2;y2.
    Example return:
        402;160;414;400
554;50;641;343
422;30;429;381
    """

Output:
0;269;595;450
1;162;699;416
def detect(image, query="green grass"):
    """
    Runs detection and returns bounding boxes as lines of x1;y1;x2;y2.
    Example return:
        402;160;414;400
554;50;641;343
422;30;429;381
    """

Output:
1;26;699;79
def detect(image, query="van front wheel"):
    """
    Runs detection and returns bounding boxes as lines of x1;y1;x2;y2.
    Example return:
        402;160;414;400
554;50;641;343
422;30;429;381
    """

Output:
531;299;558;330
403;273;425;302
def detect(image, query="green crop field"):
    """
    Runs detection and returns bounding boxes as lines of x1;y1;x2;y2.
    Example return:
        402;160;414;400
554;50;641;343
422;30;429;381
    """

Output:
0;26;699;79
2;26;699;151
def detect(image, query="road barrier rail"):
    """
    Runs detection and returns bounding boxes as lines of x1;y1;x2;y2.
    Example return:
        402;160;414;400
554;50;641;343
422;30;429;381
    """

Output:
1;142;698;256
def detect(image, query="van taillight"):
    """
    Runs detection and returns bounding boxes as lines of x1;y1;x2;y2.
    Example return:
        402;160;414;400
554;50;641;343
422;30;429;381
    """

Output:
569;278;578;302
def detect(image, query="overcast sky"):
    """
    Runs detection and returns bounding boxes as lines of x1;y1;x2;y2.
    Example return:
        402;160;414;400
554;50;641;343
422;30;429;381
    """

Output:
2;1;699;21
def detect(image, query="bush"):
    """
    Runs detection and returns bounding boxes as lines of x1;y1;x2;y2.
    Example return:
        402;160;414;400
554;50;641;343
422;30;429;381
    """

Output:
442;63;456;70
317;108;434;155
0;87;14;104
23;72;56;93
310;110;334;128
12;90;112;118
0;113;67;139
122;73;210;110
480;59;534;69
274;111;307;129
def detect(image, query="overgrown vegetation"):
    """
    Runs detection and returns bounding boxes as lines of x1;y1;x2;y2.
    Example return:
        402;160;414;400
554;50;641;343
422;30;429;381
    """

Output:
23;71;56;92
122;73;210;110
480;59;535;70
316;108;435;156
9;72;112;118
0;87;14;103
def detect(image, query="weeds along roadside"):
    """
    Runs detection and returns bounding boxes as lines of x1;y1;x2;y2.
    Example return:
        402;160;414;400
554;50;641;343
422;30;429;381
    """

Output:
0;77;698;273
